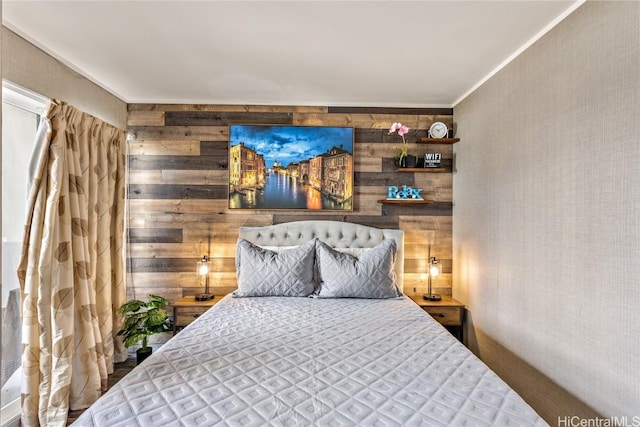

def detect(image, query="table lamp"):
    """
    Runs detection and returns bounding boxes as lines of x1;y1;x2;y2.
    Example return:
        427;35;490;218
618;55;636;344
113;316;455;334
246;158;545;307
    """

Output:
423;245;442;301
195;255;214;301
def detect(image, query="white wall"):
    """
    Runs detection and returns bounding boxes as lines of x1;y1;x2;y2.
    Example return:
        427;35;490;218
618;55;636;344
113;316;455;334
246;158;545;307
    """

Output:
453;1;639;422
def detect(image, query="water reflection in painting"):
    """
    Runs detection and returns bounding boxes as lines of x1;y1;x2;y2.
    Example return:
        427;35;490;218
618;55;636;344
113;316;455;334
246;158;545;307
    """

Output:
228;125;354;210
229;172;352;210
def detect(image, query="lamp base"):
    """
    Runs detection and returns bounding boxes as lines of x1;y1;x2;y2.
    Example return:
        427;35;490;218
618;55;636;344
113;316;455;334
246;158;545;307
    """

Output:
195;293;214;301
423;294;441;301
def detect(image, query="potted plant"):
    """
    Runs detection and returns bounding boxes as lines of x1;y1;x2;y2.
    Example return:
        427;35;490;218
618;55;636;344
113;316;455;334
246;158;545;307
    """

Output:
117;294;173;364
389;122;416;168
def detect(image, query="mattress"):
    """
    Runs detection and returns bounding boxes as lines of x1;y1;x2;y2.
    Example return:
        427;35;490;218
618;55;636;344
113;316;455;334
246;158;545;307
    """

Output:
73;296;547;426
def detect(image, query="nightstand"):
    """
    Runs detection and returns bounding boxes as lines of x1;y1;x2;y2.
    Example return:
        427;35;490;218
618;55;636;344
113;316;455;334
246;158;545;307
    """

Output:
410;295;465;343
172;295;223;334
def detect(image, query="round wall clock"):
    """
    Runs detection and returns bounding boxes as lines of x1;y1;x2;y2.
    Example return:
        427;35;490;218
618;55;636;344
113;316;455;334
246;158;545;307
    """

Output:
428;122;448;139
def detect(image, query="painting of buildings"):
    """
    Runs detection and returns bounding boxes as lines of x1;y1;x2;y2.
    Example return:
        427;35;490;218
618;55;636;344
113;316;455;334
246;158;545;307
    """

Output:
323;146;353;204
229;143;265;192
228;125;353;210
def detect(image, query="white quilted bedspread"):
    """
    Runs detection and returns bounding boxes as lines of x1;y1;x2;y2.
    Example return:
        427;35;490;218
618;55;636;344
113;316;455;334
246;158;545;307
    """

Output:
73;296;547;426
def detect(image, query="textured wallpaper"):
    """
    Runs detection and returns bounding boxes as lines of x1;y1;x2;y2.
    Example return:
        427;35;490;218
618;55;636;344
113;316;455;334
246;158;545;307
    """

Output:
453;0;639;422
1;27;127;129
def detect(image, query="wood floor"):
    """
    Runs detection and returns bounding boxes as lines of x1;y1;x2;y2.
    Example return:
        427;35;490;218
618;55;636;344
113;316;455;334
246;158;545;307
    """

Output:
66;357;137;425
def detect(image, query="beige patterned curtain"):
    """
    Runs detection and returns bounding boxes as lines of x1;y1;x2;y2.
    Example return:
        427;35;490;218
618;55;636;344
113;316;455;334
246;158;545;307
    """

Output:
17;101;127;427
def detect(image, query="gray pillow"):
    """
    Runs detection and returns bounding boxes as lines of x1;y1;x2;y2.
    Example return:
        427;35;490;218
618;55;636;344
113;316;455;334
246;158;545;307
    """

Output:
315;239;400;299
234;238;316;297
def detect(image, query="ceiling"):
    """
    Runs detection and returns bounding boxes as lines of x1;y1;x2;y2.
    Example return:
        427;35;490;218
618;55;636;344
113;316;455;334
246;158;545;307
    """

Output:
3;1;582;107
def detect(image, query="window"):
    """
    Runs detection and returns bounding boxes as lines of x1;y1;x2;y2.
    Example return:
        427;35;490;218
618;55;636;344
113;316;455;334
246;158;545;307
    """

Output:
1;81;47;426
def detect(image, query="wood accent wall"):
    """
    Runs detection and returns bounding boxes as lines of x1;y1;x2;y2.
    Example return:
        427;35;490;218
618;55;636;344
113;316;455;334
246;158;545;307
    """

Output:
126;104;454;305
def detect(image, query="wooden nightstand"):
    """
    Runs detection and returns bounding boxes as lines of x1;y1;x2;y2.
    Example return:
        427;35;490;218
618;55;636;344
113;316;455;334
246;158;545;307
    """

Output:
410;295;465;343
172;295;223;334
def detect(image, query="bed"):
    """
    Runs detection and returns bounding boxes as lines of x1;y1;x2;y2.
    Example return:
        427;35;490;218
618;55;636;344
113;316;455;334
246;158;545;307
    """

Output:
73;221;547;426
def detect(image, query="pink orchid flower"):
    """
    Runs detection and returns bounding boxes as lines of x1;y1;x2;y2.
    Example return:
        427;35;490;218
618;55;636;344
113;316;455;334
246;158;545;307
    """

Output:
389;122;402;134
389;122;410;159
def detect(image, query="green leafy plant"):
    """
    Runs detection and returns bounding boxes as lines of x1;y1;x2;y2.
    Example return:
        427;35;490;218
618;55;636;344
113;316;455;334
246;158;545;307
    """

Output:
117;294;173;350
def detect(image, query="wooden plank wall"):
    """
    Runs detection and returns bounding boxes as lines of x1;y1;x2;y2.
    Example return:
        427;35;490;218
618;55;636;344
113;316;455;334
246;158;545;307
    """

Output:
126;104;454;307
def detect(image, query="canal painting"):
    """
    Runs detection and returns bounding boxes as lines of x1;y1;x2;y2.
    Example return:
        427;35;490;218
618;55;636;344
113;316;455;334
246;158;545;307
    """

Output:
229;125;354;210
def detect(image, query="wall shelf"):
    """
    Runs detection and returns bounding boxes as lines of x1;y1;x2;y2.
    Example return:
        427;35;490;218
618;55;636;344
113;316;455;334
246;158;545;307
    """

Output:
395;168;446;173
418;137;460;144
378;199;432;205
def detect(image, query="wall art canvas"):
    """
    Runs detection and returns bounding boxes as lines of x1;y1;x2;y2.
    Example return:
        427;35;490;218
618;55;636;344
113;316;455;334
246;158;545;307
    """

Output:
229;124;354;210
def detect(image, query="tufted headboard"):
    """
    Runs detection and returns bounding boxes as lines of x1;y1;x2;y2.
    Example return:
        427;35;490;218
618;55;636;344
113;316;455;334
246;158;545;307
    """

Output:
238;220;404;291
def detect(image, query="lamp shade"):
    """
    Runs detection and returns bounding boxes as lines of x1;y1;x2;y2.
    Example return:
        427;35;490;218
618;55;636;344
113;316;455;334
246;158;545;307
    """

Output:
429;258;441;278
197;255;209;277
